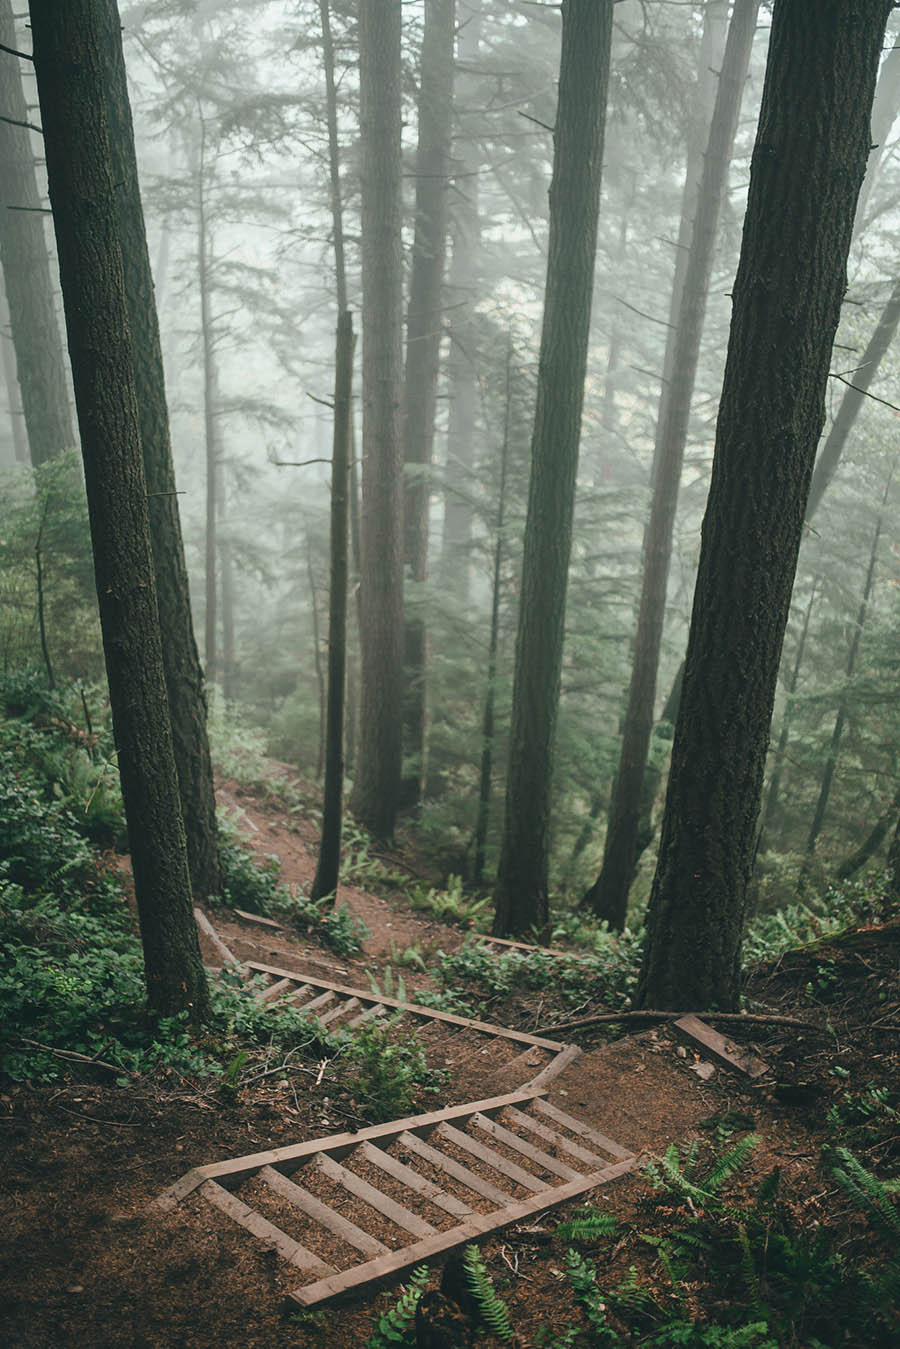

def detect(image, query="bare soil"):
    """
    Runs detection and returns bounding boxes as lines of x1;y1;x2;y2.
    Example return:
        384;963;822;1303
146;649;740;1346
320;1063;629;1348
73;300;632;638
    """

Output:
2;778;897;1347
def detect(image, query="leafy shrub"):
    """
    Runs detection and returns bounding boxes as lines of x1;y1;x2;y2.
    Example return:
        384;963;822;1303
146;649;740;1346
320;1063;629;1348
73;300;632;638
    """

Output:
341;1018;448;1122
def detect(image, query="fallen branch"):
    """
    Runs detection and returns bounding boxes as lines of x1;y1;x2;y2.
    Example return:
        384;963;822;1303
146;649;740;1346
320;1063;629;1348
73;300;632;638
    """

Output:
17;1037;122;1074
534;1008;819;1036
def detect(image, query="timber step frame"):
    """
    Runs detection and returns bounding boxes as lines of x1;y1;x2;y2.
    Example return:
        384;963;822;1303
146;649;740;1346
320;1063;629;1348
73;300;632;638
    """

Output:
156;1087;635;1308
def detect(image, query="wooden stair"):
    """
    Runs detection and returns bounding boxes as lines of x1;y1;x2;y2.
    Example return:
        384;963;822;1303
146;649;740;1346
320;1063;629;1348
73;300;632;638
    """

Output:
157;1087;635;1308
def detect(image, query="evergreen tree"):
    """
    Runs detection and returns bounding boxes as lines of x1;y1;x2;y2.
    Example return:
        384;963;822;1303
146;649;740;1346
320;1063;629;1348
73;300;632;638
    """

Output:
638;0;893;1011
29;0;210;1019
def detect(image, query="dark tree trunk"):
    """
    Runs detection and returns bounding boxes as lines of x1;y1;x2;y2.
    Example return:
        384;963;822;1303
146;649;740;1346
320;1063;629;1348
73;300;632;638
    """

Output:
492;0;613;937
197;113;219;692
350;0;405;840
584;0;759;932
804;464;894;858
0;0;75;466
311;312;355;902
638;0;892;1012
401;0;456;812
836;784;900;882
472;338;512;887
440;2;482;593
755;577;819;855
29;0;209;1019
96;0;220;904
306;527;326;781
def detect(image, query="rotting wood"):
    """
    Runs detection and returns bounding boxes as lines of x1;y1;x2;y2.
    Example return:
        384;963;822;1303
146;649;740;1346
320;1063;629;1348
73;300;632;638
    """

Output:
524;1042;582;1088
673;1014;768;1079
233;908;284;930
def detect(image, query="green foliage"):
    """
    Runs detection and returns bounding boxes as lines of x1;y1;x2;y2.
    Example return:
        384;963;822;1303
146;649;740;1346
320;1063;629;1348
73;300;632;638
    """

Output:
462;1243;513;1342
556;1207;619;1243
408;873;491;928
830;1147;900;1241
743;875;894;963
341;1018;448;1123
364;1264;430;1349
826;1081;899;1144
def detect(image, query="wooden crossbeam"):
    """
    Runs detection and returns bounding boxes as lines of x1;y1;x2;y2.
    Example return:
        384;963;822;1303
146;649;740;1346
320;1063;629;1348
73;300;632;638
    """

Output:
260;1166;389;1257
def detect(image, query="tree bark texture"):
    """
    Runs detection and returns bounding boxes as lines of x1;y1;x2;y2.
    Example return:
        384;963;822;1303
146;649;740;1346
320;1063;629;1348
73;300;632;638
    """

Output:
29;0;209;1020
312;312;355;901
197;115;220;694
638;0;892;1012
96;0;220;904
492;0;613;936
350;0;405;840
584;0;759;932
0;0;75;466
401;0;456;811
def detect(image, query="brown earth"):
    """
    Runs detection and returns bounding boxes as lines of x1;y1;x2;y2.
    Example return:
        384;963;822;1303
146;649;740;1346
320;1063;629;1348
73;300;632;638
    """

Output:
2;778;897;1347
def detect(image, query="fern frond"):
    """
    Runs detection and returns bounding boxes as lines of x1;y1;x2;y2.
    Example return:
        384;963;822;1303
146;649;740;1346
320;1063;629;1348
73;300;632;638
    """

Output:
365;1264;430;1349
706;1134;761;1193
462;1244;513;1342
565;1249;617;1342
831;1147;900;1241
557;1207;618;1242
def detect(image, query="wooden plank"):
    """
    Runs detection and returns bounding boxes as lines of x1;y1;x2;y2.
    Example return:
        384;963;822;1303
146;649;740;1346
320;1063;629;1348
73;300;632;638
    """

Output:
469;1113;582;1181
315;1154;436;1238
234;908;283;930
437;1124;547;1193
356;1143;474;1219
258;977;294;1004
156;1088;544;1202
476;934;590;962
296;989;337;1014
193;907;240;967
533;1099;634;1161
503;1107;609;1170
243;961;566;1050
319;997;360;1027
199;1180;333;1274
260;1166;388;1257
288;1157;636;1307
396;1132;515;1206
525;1043;582;1089
673;1014;768;1079
346;1003;387;1027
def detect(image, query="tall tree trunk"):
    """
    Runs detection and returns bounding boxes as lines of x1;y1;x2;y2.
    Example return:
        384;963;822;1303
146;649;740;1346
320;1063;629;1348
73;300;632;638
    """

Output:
96;0;220;904
805;464;894;857
0;0;75;466
349;0;405;840
440;1;482;595
805;276;900;519
755;577;819;854
0;276;28;464
472;338;512;887
312;312;355;901
836;783;900;882
29;0;209;1018
584;0;759;932
638;0;892;1012
306;526;326;781
401;0;456;812
492;0;613;936
197;112;219;693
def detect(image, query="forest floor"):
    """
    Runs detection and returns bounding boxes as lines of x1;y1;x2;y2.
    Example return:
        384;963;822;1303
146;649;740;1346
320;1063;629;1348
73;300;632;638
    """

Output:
2;771;899;1347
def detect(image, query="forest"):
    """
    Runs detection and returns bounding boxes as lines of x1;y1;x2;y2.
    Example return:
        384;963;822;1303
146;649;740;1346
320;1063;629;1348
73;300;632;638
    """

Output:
1;1;899;1345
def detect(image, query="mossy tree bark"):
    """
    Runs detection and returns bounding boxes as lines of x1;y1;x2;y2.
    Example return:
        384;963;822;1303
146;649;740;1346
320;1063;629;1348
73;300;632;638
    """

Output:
638;0;893;1012
29;0;209;1019
492;0;613;936
350;0;405;841
583;0;759;933
0;0;75;466
96;0;220;904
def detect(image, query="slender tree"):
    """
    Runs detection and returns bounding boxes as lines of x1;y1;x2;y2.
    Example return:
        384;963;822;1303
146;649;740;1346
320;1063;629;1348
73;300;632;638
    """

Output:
0;0;75;466
401;0;456;811
492;0;613;936
584;0;760;931
29;0;209;1018
350;0;405;840
311;312;355;901
638;0;893;1012
96;0;221;904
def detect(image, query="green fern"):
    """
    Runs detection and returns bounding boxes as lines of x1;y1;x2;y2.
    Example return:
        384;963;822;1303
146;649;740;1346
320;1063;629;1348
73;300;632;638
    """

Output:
556;1206;618;1242
706;1135;761;1193
365;1264;430;1348
565;1248;619;1344
831;1147;900;1241
462;1244;513;1342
